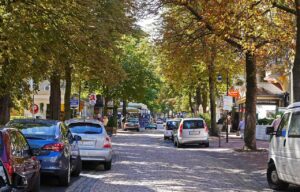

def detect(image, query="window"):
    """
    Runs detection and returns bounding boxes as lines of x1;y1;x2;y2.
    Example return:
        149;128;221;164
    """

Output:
166;121;180;130
69;123;103;134
276;113;290;137
289;111;300;137
44;84;50;91
11;122;57;139
183;120;204;129
10;131;30;158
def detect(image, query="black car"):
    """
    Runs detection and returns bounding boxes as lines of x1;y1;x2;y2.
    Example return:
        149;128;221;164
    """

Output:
0;128;41;191
7;119;82;186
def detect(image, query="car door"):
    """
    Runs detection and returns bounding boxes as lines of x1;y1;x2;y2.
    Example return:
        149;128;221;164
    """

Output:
273;112;291;179
284;111;300;184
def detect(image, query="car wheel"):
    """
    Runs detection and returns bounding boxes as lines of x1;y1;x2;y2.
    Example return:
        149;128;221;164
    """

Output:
104;160;112;171
59;161;71;186
176;140;182;148
267;163;289;190
204;143;209;148
164;136;167;140
32;172;40;192
72;156;82;177
136;128;140;132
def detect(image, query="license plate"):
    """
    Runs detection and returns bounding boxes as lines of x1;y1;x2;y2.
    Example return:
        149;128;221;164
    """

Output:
81;141;94;146
189;131;200;135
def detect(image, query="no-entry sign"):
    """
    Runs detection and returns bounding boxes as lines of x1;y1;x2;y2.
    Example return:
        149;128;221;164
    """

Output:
30;104;39;114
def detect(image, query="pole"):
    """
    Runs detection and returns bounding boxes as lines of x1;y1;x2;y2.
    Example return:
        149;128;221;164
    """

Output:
32;94;35;118
226;69;229;143
78;82;81;117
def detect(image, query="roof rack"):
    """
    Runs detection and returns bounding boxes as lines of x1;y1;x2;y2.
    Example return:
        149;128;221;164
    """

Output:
287;102;300;109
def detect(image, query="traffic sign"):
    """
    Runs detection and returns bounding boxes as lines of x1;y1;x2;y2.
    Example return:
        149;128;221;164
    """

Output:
70;98;79;108
223;96;233;111
30;104;39;114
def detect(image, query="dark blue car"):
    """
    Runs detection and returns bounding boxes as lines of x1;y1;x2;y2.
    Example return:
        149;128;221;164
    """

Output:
7;119;82;186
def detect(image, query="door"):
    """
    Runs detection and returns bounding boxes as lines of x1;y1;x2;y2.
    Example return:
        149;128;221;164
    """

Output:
182;120;206;140
273;112;291;178
284;111;300;184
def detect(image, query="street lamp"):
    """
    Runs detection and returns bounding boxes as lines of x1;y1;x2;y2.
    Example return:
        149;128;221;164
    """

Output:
217;70;230;144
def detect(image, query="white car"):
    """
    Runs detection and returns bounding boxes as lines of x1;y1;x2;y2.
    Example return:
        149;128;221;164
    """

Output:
67;119;113;170
266;102;300;190
173;118;209;148
164;119;181;140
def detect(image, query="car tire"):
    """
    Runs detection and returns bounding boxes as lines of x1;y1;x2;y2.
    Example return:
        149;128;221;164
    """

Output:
59;161;71;186
164;136;167;140
72;156;82;177
104;160;112;171
176;141;182;148
32;173;40;192
267;163;289;190
136;128;140;132
204;143;209;148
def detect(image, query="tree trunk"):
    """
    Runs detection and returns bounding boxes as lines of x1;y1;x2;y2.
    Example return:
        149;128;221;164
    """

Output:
113;102;118;128
49;72;61;120
188;92;194;115
202;86;208;113
195;86;202;114
103;98;109;116
293;0;300;102
122;100;127;122
244;51;257;150
208;54;217;136
64;63;72;120
0;94;11;125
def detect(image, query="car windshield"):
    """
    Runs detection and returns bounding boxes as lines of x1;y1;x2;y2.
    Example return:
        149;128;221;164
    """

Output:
9;123;57;139
127;119;139;123
183;120;204;129
166;121;180;130
69;123;103;134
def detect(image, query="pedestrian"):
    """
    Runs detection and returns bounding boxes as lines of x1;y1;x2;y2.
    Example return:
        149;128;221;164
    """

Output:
271;115;281;131
217;117;224;134
238;117;245;138
227;114;232;133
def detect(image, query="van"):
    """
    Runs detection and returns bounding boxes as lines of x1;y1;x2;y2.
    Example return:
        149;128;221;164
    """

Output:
173;118;209;148
266;102;300;190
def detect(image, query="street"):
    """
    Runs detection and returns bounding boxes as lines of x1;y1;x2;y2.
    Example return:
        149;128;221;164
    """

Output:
39;130;299;192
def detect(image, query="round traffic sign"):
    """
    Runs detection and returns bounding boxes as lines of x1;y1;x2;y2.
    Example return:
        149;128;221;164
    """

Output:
30;104;39;114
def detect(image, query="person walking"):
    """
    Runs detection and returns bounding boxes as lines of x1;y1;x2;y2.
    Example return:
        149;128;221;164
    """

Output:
227;114;232;134
271;115;281;131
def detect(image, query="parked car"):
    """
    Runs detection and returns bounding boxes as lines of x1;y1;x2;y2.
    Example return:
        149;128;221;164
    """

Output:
164;119;181;140
7;119;82;186
266;102;300;190
173;118;209;148
156;119;164;129
124;118;140;131
0;128;40;191
145;123;157;130
66;119;113;171
0;159;29;191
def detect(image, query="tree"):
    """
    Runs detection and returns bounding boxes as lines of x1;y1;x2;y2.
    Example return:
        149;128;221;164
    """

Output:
144;0;289;150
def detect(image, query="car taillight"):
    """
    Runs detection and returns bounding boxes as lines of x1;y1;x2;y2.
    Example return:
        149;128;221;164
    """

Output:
179;123;183;137
3;162;13;176
103;137;112;148
42;143;64;152
204;123;209;133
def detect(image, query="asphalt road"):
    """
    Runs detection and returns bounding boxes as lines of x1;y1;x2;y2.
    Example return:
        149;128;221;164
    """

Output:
40;130;299;192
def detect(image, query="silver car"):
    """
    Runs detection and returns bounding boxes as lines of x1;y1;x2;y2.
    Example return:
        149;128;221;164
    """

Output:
67;119;113;170
173;118;209;148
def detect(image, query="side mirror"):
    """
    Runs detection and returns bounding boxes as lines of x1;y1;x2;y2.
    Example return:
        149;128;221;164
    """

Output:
266;126;275;135
12;173;27;189
73;135;82;142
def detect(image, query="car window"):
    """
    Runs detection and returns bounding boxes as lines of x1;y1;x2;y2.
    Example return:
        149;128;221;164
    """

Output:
11;131;30;157
288;111;300;137
0;161;7;186
183;120;204;129
277;113;290;137
10;122;57;139
166;121;180;130
69;123;103;134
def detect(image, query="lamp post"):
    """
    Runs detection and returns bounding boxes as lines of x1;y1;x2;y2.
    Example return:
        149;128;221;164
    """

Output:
217;69;230;144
